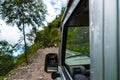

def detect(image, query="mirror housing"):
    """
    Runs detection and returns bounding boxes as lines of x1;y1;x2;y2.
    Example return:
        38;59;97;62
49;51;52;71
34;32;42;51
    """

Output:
44;53;58;73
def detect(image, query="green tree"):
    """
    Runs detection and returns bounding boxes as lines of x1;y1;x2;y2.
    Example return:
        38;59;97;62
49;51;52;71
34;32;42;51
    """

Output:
0;40;14;55
0;0;47;65
0;41;15;76
0;53;14;76
34;9;65;47
67;27;89;53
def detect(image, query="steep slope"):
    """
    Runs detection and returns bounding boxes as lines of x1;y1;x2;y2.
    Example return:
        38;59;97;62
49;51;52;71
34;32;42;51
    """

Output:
6;47;59;80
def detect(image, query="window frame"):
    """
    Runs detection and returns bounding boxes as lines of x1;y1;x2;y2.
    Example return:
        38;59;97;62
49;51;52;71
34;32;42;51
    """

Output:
60;0;89;79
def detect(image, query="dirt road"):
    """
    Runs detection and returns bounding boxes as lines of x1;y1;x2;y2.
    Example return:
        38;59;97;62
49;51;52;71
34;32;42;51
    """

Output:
6;47;59;80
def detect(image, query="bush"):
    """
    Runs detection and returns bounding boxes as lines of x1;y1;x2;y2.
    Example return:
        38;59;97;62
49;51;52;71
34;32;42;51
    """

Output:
0;54;14;76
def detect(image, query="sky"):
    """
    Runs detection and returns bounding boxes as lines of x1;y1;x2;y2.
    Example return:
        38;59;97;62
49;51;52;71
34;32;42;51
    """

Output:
43;0;67;22
0;0;67;56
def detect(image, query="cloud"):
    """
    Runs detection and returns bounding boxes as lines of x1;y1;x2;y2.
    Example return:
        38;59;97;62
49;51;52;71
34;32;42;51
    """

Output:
0;20;20;44
61;0;68;7
43;0;67;22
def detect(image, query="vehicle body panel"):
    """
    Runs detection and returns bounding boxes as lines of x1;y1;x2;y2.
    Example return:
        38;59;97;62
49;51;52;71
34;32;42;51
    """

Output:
44;0;120;79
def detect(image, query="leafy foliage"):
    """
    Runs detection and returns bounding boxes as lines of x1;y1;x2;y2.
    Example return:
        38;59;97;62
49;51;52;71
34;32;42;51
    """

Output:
0;0;47;65
34;9;65;47
15;43;40;66
0;41;15;76
0;40;14;55
0;54;14;76
34;26;60;48
0;0;47;28
66;27;89;54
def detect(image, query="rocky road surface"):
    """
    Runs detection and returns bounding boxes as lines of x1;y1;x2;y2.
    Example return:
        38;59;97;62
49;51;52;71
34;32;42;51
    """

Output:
6;47;59;80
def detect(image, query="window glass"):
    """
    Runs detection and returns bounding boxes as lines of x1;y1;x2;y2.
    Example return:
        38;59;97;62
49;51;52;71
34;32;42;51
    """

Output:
65;26;90;66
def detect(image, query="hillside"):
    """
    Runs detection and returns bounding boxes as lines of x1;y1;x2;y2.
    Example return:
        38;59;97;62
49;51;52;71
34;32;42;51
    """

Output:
5;47;59;80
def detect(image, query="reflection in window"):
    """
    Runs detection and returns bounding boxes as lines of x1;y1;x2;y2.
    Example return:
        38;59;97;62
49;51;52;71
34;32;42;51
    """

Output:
65;27;90;65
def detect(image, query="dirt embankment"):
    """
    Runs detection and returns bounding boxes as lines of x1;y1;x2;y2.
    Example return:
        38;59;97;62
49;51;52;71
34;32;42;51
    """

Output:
6;47;59;80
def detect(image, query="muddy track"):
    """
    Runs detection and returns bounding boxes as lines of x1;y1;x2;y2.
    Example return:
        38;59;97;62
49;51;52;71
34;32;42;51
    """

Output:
6;47;59;80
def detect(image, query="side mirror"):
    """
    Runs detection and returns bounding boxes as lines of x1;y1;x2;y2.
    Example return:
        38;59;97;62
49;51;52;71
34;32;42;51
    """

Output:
44;53;58;73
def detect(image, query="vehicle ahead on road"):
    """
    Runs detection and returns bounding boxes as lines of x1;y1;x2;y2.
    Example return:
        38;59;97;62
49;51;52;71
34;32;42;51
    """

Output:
44;0;120;80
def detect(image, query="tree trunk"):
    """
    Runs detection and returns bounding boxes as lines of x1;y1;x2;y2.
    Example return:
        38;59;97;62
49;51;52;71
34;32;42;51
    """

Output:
23;23;28;65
